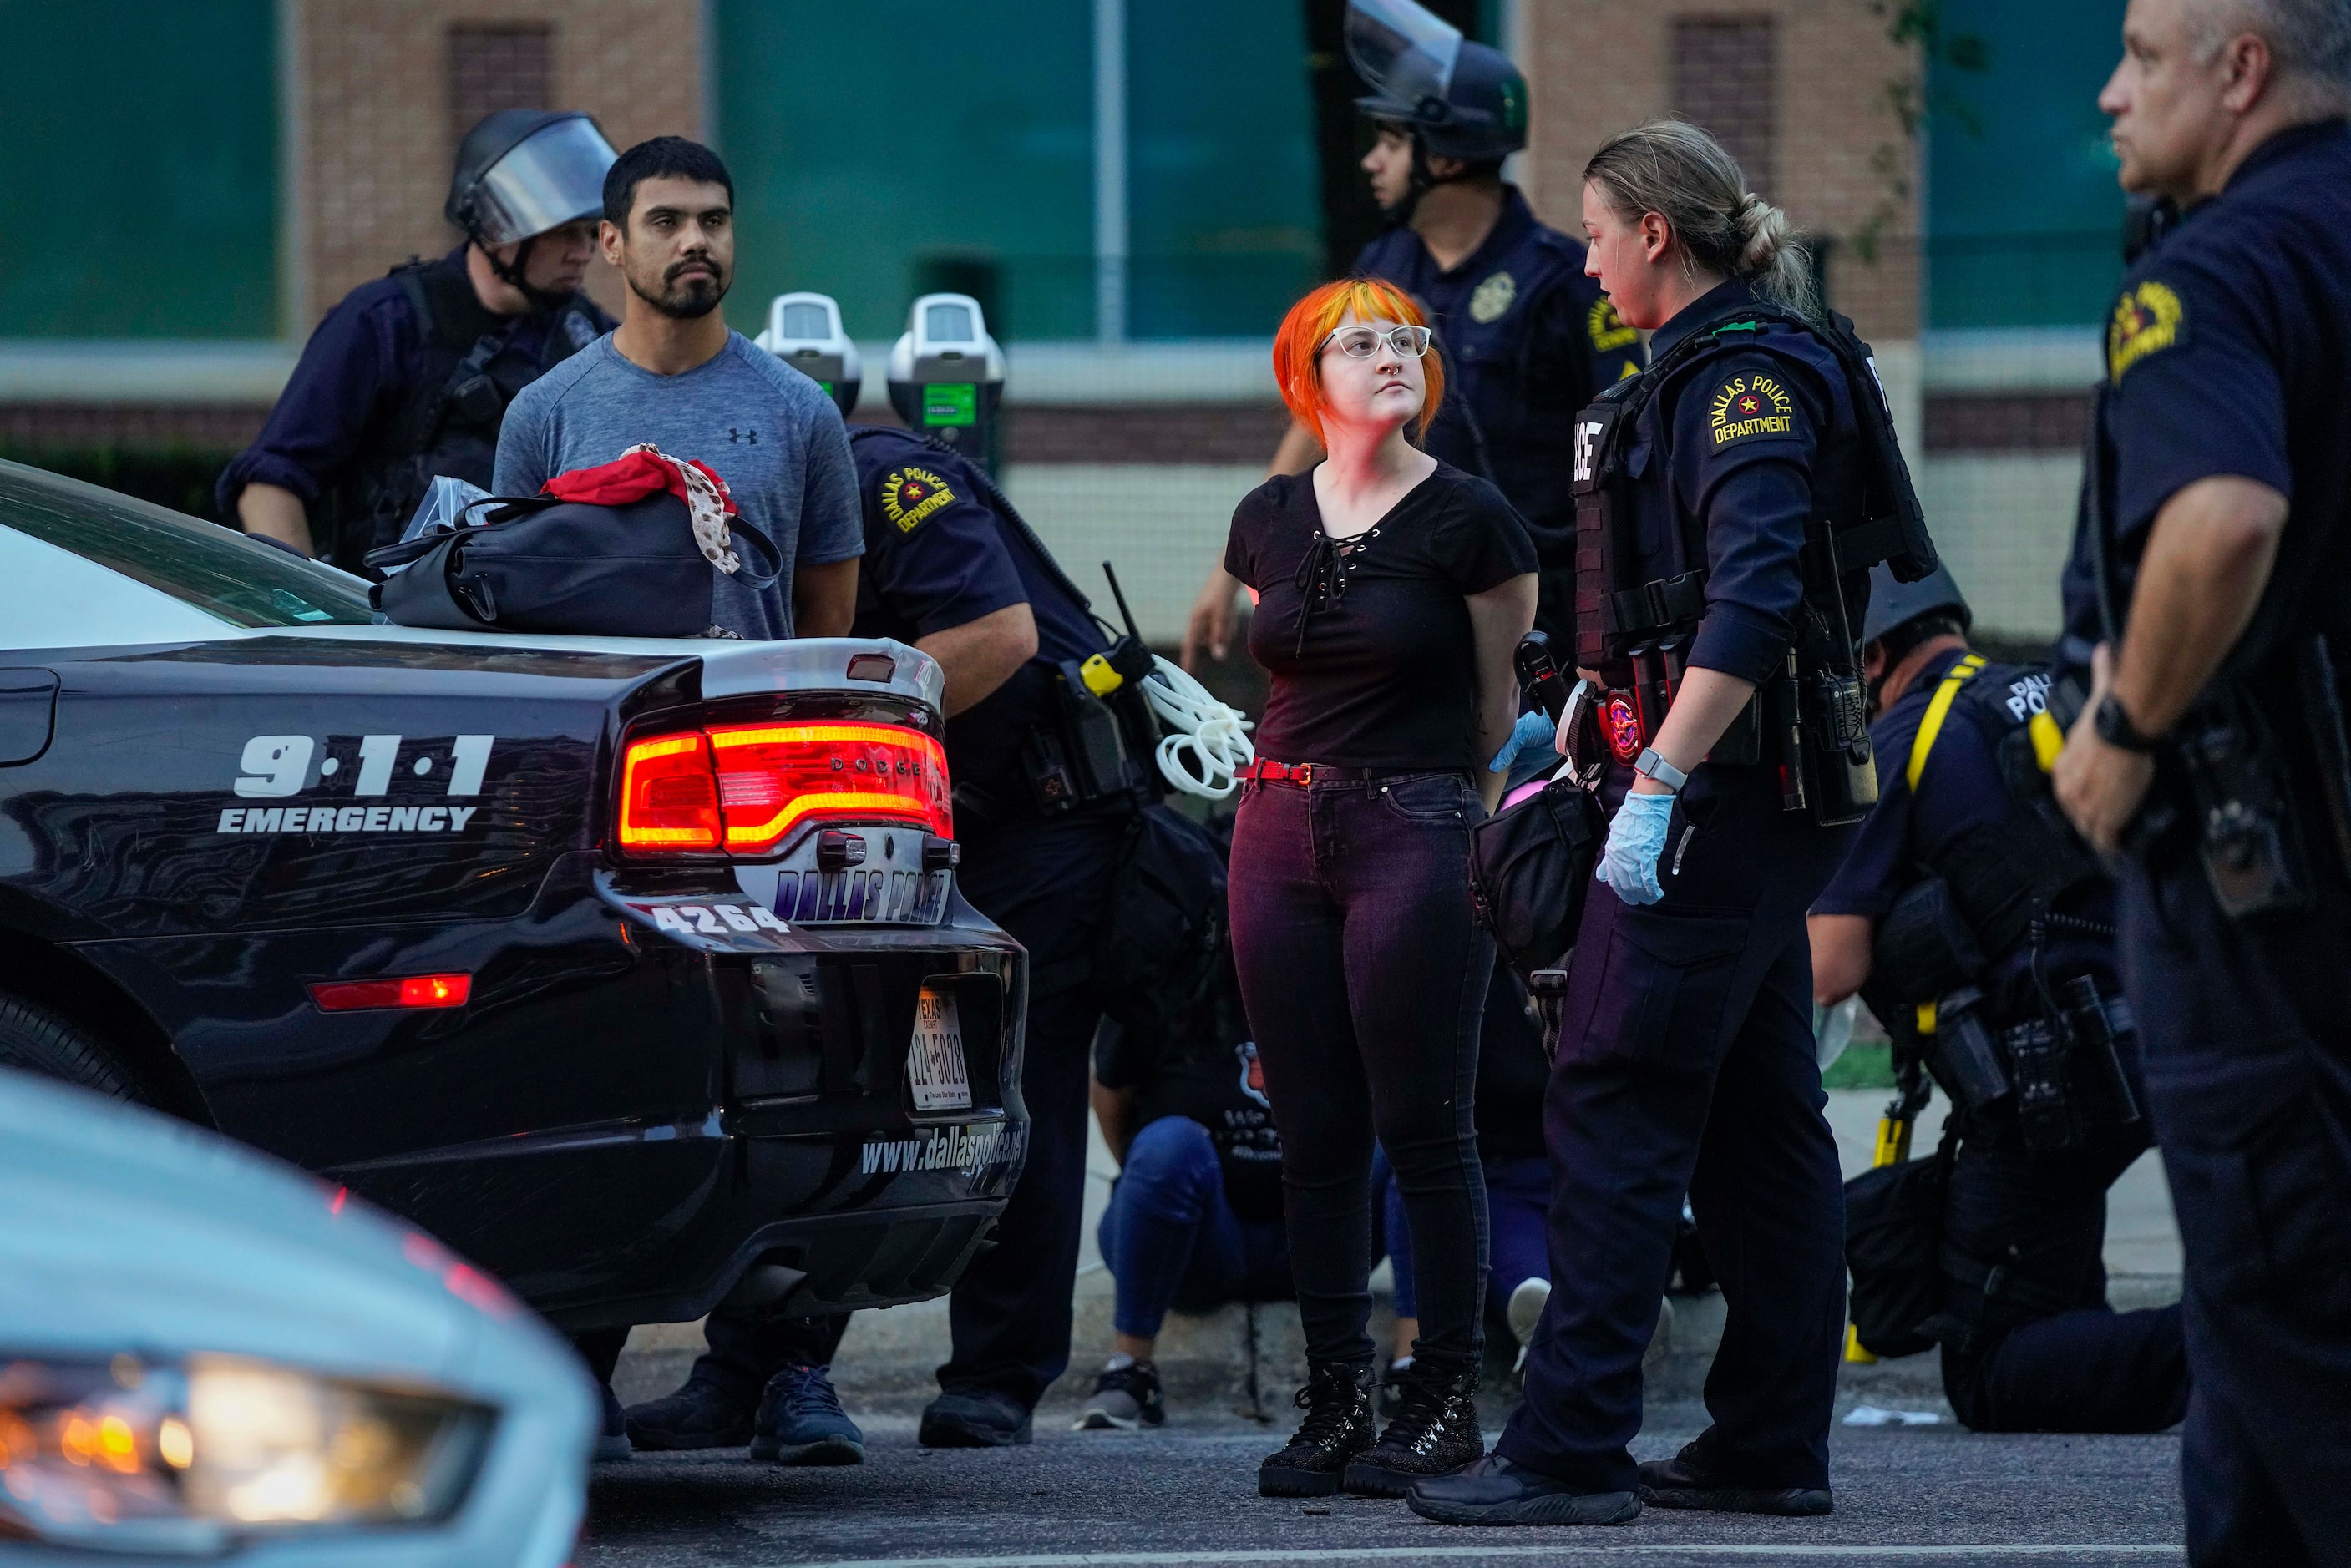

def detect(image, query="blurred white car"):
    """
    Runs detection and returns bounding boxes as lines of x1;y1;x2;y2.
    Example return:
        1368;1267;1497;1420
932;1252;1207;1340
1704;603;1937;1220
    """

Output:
0;1067;594;1565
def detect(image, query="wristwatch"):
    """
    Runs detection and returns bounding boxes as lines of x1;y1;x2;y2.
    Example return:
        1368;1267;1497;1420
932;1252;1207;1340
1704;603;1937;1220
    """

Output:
1632;746;1688;793
2094;693;2166;754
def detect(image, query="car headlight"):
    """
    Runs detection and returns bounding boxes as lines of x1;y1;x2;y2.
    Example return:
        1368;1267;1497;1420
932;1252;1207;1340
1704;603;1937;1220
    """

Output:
0;1352;495;1554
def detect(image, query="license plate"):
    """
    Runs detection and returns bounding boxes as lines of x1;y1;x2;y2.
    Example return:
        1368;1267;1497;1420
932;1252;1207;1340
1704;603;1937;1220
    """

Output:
905;989;971;1111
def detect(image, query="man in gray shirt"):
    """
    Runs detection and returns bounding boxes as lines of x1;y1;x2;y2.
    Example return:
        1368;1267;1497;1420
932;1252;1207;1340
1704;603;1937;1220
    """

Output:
494;136;860;639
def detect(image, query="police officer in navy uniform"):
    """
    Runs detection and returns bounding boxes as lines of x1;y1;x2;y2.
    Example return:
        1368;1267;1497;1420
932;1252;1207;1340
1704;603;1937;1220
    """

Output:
1811;564;2187;1434
218;111;617;569
626;356;1143;1458
2050;4;2351;1560
1411;119;1926;1529
1182;0;1643;667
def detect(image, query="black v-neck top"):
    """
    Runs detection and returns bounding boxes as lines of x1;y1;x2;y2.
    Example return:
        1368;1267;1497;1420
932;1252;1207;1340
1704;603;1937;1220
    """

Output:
1225;462;1535;770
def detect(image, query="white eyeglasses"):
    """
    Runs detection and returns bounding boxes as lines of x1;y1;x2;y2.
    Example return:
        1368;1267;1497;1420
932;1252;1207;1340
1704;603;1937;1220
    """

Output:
1320;324;1433;359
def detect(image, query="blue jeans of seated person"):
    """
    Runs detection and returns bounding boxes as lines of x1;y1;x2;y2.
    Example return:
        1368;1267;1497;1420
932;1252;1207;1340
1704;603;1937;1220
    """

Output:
1097;1116;1292;1338
1373;1148;1552;1329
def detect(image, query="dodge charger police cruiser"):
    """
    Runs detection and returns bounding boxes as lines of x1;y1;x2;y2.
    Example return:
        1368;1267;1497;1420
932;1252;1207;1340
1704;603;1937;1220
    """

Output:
0;461;1027;1336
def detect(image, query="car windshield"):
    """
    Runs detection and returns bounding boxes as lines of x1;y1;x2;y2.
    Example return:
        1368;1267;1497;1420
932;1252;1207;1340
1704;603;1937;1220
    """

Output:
0;462;375;629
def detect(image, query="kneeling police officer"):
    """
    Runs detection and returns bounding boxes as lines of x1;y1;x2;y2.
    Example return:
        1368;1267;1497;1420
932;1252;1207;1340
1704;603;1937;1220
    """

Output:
1811;566;2187;1434
219;110;617;569
628;299;1159;1456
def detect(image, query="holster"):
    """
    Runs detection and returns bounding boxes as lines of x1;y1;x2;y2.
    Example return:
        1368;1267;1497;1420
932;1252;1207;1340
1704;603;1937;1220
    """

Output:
1021;658;1158;817
1921;987;2012;1115
2172;685;2312;920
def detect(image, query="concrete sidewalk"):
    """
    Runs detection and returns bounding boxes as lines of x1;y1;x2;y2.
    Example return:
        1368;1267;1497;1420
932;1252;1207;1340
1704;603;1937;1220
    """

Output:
614;1089;2181;1419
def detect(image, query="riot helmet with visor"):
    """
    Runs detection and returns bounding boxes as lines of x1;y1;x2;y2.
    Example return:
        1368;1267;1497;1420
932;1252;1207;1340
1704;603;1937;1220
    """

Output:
1345;0;1528;164
446;111;617;306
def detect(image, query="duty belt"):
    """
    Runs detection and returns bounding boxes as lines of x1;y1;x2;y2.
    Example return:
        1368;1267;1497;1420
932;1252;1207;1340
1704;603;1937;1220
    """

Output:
2000;993;2135;1050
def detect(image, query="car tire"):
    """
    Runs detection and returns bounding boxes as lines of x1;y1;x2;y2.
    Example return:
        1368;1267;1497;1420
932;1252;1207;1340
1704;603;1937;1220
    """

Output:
0;993;142;1101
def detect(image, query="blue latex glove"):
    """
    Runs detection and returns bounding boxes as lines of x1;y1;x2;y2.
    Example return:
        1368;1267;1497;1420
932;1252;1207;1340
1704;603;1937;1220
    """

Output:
1488;709;1558;774
1596;790;1676;905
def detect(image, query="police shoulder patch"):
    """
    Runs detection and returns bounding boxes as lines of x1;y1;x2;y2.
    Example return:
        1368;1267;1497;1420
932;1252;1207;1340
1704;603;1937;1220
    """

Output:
879;466;955;533
2107;280;2185;381
1470;271;1517;323
1705;371;1800;448
1587;297;1639;353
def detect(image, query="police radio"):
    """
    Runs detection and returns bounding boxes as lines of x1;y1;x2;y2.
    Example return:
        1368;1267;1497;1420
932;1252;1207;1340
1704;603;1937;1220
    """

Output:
755;292;861;421
887;293;1006;476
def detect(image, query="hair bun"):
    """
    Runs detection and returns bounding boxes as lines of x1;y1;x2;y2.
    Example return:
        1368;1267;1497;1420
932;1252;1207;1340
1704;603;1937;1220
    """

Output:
1736;194;1791;272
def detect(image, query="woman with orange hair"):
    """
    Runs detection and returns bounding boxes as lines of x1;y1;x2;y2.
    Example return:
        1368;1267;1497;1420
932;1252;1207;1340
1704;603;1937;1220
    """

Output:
1225;276;1538;1499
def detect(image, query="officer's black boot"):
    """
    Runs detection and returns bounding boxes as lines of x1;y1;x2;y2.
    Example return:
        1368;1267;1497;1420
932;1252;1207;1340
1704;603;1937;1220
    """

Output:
1342;1358;1483;1496
623;1367;756;1451
1637;1439;1832;1515
1258;1362;1377;1497
1407;1454;1643;1526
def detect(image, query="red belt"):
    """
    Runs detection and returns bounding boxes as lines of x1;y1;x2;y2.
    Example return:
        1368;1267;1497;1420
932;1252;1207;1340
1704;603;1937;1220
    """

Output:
1239;759;1452;787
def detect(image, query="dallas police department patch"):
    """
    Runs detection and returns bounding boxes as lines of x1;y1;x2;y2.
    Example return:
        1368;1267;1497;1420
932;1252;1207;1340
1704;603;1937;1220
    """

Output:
1708;372;1798;447
1470;271;1518;324
2107;280;2184;381
1588;297;1639;353
879;467;955;533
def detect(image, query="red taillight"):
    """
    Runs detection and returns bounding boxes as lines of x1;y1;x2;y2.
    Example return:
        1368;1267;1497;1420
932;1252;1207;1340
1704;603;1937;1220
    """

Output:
309;973;472;1012
617;731;722;852
616;720;950;858
710;721;951;852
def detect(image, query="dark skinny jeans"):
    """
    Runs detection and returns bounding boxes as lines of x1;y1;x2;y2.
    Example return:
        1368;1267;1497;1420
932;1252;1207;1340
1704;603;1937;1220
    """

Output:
1229;768;1492;1374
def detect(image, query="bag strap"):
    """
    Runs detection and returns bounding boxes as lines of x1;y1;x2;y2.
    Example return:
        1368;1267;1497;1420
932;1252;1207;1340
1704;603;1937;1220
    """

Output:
359;494;551;571
722;517;784;592
1907;654;1988;791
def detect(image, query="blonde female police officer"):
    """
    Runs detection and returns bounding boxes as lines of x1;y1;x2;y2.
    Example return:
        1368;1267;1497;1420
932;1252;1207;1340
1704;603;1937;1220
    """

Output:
1411;120;1934;1528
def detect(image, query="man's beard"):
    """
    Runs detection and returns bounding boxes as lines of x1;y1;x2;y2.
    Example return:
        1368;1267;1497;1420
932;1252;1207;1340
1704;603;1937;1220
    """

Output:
631;256;729;320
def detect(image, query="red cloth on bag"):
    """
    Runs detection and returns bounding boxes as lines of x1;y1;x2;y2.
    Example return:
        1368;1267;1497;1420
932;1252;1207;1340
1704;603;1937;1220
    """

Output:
540;446;737;517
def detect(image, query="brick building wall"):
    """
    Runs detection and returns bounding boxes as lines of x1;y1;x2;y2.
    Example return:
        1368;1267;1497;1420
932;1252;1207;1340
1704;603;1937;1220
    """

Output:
1516;0;1922;345
288;0;706;329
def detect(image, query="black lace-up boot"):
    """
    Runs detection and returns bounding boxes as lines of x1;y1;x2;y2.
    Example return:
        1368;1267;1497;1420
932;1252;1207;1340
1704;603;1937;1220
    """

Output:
1258;1362;1377;1496
1342;1358;1483;1496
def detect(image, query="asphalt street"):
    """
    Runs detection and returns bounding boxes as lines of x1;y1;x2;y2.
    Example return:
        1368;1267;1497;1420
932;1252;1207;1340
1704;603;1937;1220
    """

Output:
576;1395;2186;1568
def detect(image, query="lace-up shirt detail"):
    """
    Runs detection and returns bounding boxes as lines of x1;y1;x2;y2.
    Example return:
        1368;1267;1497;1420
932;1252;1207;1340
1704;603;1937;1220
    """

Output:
1226;462;1534;771
1291;524;1382;655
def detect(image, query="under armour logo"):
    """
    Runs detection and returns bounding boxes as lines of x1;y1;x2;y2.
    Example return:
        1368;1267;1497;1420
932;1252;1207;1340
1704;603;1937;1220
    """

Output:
728;427;759;445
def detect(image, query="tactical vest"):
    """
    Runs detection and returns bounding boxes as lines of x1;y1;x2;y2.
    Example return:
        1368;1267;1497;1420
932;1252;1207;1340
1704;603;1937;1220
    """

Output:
327;260;605;571
1867;656;2109;1012
1567;301;1936;821
1569;302;1938;682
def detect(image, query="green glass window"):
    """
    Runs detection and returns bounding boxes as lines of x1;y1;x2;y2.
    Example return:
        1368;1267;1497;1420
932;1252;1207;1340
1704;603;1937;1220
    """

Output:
1928;0;2128;328
717;0;1096;341
0;0;278;338
717;0;1323;341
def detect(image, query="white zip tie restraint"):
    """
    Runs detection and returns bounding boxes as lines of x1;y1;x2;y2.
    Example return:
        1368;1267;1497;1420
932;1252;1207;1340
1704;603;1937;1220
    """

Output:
1140;655;1255;800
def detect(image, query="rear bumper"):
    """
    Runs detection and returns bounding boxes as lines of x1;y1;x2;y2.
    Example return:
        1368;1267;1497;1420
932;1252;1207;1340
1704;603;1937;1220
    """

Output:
73;855;1029;1332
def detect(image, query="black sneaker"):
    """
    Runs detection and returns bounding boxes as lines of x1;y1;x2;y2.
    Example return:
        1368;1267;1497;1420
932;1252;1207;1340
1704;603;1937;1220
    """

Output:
1074;1360;1165;1431
1343;1359;1483;1497
1408;1454;1642;1526
1258;1363;1376;1497
751;1363;865;1465
1637;1443;1832;1515
919;1387;1033;1448
625;1372;756;1451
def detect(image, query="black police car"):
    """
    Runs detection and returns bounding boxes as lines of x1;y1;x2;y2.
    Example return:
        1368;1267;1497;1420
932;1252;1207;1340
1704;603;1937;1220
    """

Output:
0;461;1026;1337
